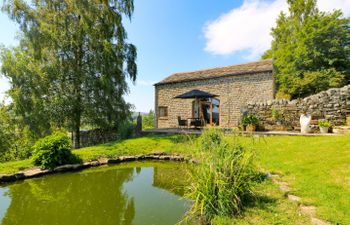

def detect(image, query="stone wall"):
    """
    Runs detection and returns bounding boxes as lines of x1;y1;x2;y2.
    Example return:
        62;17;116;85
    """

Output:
155;72;274;128
246;85;350;130
73;129;119;148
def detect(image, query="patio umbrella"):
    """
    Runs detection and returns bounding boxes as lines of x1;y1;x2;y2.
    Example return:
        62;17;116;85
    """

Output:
174;89;219;126
174;89;218;99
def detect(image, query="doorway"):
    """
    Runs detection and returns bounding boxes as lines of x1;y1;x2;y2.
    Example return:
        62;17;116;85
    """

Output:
192;98;220;126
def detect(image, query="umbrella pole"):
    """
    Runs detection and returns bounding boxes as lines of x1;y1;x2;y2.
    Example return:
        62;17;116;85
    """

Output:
210;98;213;126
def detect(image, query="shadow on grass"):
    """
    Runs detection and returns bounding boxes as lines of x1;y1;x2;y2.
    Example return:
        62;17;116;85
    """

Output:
240;173;279;214
243;193;277;211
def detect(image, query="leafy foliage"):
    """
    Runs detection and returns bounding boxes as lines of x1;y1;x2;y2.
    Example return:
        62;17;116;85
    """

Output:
242;115;260;126
186;129;257;223
0;103;14;157
271;106;284;121
199;128;224;151
0;103;36;162
117;118;136;140
318;120;331;128
264;0;350;99
142;110;155;130
32;132;81;169
1;0;137;148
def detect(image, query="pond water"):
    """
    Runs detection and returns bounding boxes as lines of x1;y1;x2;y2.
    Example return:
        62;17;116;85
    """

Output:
0;161;191;225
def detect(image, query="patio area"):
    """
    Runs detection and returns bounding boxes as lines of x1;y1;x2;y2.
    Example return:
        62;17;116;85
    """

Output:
142;128;338;136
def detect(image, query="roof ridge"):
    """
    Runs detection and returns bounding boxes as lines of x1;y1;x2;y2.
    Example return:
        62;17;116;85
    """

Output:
171;59;272;76
155;59;273;86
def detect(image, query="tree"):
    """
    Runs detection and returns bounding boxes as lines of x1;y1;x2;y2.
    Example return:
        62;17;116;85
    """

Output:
263;0;350;99
0;103;14;157
0;102;34;161
142;110;155;130
1;0;137;148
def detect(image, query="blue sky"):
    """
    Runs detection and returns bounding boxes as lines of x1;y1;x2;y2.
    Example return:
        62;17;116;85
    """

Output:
123;0;249;112
1;0;349;112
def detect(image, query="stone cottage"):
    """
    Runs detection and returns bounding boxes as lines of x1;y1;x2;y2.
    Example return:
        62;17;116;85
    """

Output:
154;59;275;128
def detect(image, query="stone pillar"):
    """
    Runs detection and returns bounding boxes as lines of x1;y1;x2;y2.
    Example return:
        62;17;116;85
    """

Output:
136;112;142;136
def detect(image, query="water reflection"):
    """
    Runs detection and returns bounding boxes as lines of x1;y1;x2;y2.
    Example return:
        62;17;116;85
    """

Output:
0;188;10;223
0;162;190;225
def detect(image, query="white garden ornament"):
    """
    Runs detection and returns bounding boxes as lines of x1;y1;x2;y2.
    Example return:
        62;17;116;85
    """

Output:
300;114;312;134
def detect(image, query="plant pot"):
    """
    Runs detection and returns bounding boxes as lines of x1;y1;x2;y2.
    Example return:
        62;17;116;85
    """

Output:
246;124;256;132
319;126;329;134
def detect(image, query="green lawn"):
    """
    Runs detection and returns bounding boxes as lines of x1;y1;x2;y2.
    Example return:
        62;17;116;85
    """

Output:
0;133;349;224
248;135;350;225
74;134;191;161
0;134;193;174
0;159;33;174
216;179;310;225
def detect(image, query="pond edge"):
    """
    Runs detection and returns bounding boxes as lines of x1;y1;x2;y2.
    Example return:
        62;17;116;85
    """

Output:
0;152;198;184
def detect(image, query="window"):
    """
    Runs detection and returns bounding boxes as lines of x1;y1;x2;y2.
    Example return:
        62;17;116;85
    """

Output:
158;106;168;118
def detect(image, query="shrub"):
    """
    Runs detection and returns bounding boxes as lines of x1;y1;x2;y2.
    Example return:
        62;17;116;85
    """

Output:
186;128;256;223
242;114;260;126
271;107;284;121
318;120;331;128
32;132;81;169
117;119;136;139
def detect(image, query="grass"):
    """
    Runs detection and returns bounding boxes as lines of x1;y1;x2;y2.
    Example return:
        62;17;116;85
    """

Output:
215;179;310;225
185;129;257;223
0;133;349;224
73;134;193;161
0;134;193;174
0;159;33;174
246;134;350;225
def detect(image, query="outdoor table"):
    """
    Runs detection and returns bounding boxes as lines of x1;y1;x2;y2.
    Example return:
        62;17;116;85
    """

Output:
187;118;203;128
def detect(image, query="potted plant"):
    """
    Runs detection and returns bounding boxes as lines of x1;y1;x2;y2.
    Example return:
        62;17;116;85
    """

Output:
242;114;260;132
318;120;331;134
272;107;284;125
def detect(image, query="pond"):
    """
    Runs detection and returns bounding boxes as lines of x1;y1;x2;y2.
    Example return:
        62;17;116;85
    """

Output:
0;161;192;225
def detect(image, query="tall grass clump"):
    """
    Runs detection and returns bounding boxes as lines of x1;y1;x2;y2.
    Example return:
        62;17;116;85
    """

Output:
185;128;256;224
199;127;224;151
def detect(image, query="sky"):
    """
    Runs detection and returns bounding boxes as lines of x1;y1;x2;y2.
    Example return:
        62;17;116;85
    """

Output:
0;0;350;112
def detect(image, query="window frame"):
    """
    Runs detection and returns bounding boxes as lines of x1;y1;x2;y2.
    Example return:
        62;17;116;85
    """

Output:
158;106;168;119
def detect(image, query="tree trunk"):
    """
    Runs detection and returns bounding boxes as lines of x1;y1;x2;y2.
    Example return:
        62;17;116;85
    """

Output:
74;126;80;149
73;98;82;149
73;22;83;149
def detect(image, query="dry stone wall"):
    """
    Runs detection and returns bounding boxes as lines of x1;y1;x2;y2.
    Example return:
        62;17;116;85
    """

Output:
72;129;119;148
246;85;350;130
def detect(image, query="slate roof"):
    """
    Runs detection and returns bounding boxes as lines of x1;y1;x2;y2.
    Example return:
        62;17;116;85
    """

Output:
155;59;273;86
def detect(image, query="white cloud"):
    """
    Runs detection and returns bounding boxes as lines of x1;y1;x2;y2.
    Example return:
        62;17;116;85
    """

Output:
204;0;350;59
318;0;350;16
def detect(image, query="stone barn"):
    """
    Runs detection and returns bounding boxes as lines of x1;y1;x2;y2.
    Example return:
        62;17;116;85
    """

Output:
154;59;275;128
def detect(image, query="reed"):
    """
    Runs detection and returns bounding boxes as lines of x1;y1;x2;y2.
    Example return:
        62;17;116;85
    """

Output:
185;128;256;224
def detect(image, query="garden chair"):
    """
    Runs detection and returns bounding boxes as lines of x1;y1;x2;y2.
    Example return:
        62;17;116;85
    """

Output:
177;116;187;128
